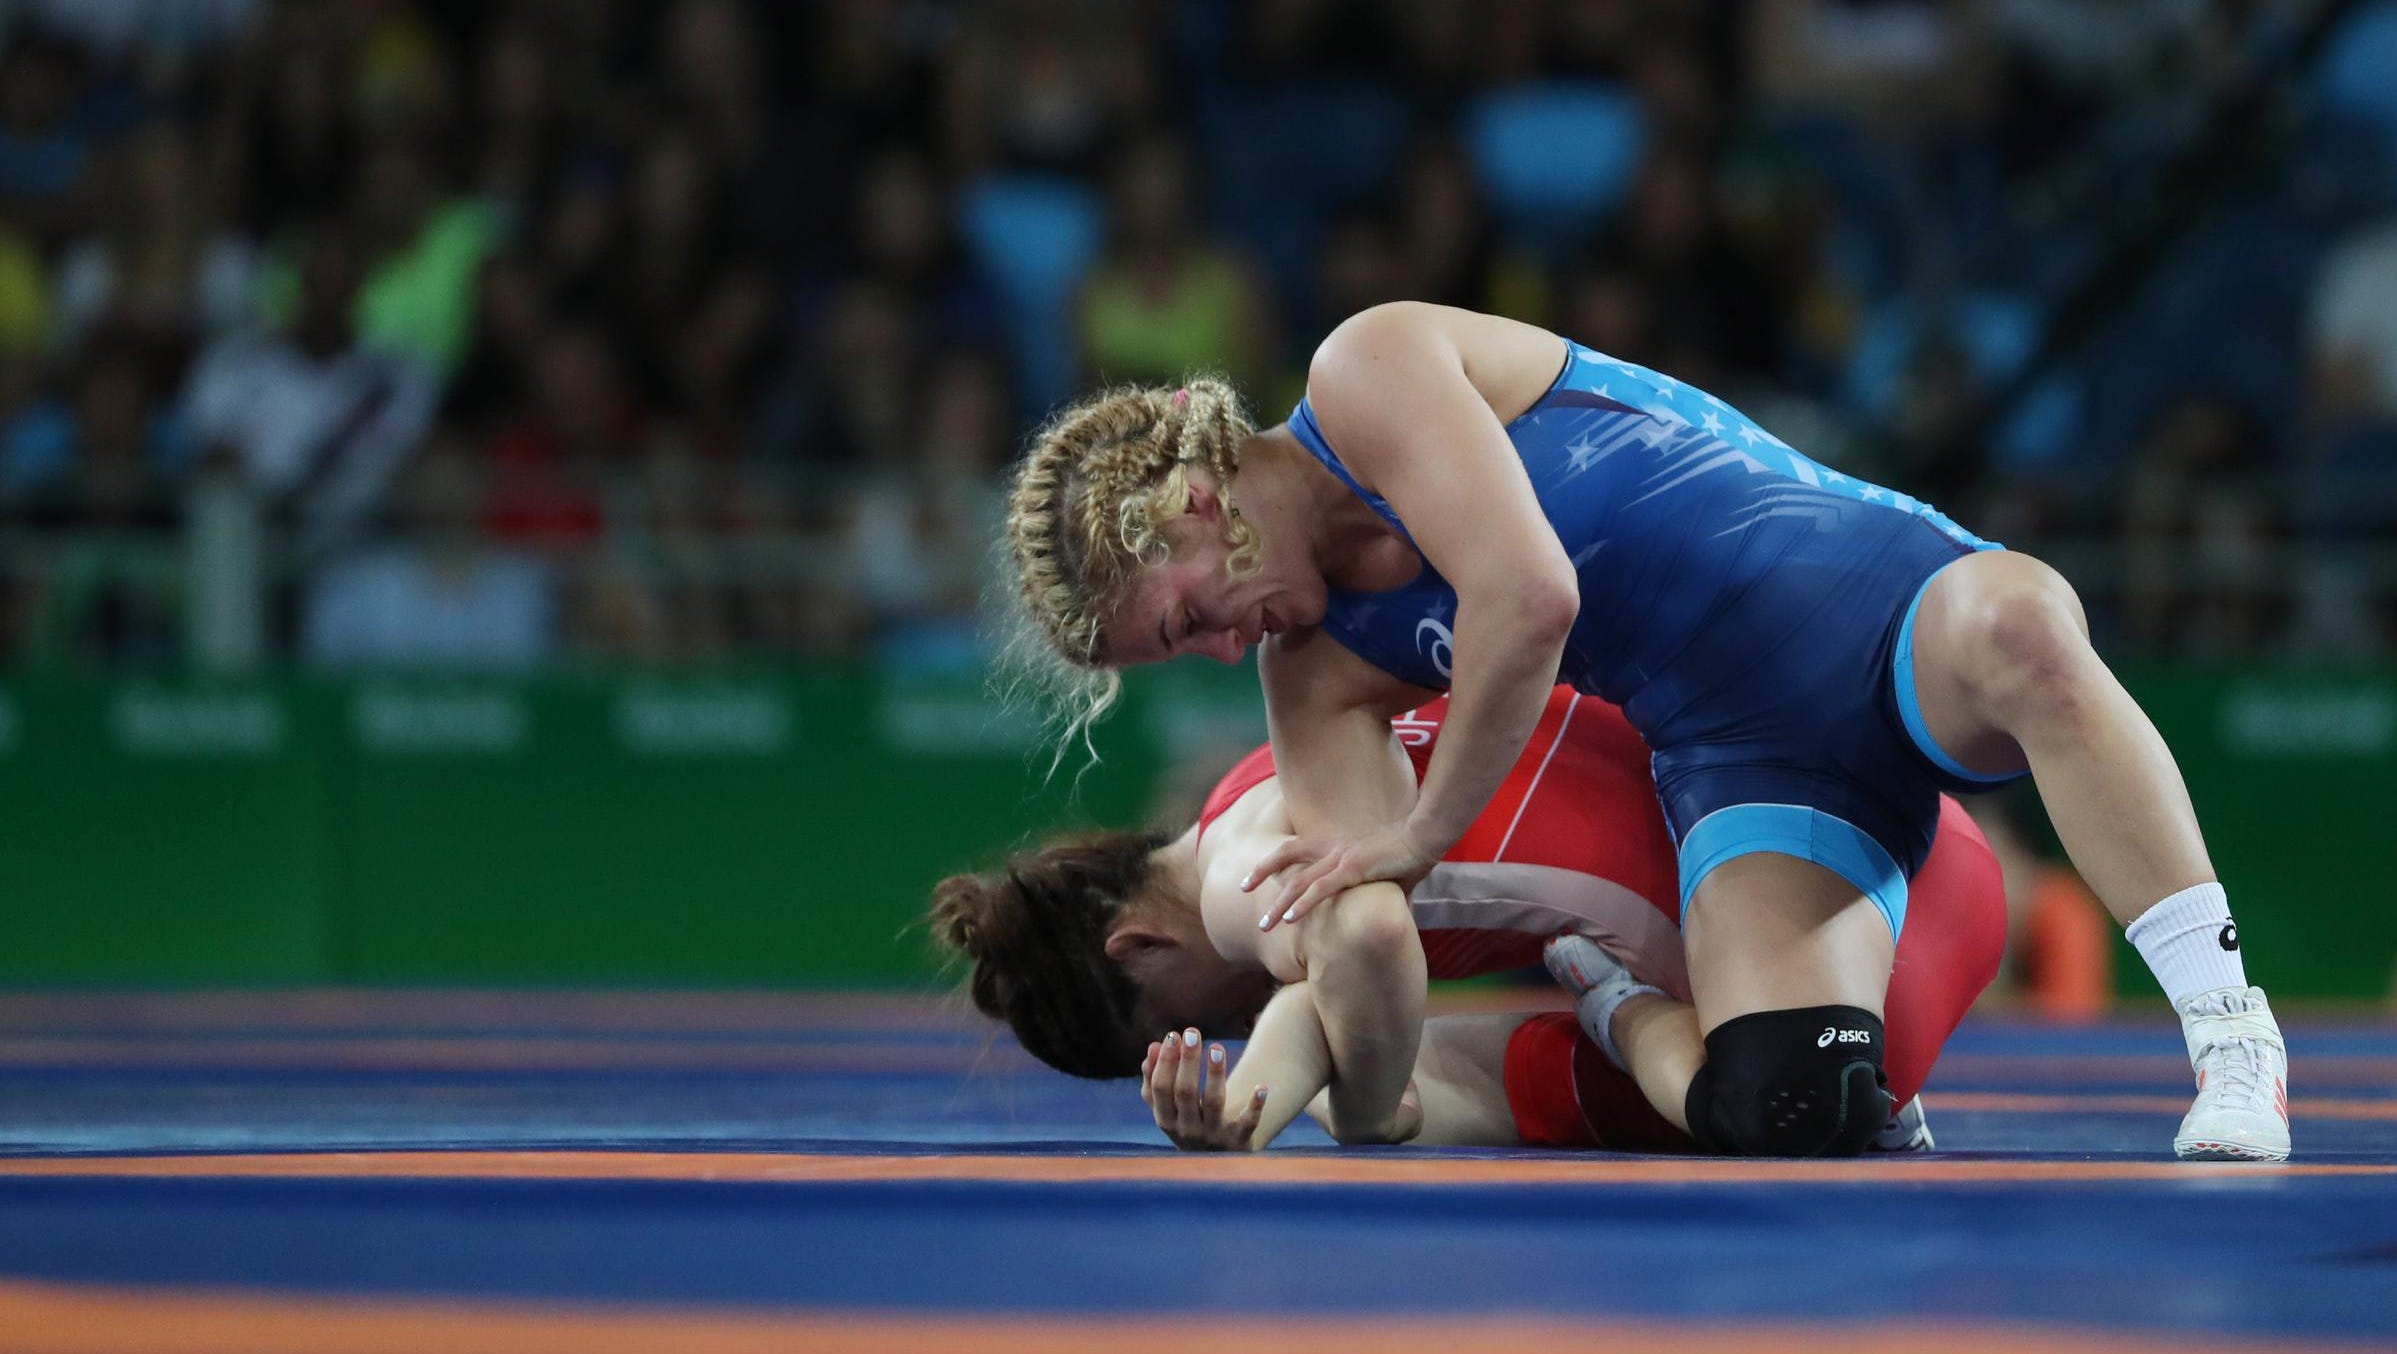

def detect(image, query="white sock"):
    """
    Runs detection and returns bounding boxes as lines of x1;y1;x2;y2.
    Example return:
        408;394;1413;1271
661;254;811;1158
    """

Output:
1575;982;1664;1073
2125;882;2249;1007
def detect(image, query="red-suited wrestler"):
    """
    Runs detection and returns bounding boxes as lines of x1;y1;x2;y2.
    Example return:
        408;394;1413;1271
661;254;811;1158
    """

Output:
933;688;2004;1153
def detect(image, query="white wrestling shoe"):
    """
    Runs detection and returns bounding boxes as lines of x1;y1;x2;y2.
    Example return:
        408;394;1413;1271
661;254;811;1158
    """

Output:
2172;985;2291;1162
1543;934;1662;1071
1870;1095;1935;1152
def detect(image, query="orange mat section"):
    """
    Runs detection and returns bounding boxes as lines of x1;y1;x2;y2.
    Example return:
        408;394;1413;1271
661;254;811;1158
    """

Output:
0;1280;2380;1354
3;1150;2388;1185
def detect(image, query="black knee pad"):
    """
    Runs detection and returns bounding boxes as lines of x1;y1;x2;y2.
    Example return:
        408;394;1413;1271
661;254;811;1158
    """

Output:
1682;1006;1892;1158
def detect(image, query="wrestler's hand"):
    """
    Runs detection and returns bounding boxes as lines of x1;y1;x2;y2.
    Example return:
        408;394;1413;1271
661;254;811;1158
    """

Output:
1241;820;1438;931
1141;1029;1268;1152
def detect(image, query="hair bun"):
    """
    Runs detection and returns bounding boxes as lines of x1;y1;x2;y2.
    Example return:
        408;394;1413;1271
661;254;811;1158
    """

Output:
929;873;1009;961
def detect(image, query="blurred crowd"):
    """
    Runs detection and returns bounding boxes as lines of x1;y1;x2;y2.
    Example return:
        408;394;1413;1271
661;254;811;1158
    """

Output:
0;0;2392;674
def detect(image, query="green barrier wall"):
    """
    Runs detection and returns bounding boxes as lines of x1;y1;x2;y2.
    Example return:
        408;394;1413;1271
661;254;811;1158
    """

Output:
2119;670;2397;1000
1;666;2389;996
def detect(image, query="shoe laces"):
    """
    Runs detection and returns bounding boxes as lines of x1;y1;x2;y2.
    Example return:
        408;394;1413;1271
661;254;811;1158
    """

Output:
2196;1034;2273;1104
2189;1002;2282;1105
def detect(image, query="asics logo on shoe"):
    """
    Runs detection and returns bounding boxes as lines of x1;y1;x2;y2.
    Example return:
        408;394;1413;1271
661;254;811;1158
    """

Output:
2218;922;2240;951
1817;1027;1871;1048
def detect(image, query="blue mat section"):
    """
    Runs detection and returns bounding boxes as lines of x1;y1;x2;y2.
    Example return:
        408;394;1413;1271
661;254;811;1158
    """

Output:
2;1173;2395;1339
0;994;2392;1341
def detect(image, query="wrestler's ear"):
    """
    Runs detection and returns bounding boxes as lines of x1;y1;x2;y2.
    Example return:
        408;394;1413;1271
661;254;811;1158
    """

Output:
1103;923;1178;964
1182;476;1223;526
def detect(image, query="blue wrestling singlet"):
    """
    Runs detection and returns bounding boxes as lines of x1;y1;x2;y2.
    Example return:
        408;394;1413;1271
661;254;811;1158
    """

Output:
1284;339;2024;938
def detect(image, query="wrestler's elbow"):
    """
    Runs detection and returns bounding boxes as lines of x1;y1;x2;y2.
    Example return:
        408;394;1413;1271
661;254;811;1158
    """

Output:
1304;884;1420;974
1458;557;1578;646
1325;1113;1411;1147
1515;572;1580;643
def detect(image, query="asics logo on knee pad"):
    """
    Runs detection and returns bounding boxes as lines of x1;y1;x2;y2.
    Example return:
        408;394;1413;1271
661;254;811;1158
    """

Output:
1692;1006;1891;1158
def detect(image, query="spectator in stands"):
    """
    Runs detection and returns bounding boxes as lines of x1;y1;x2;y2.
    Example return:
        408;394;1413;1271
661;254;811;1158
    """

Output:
2306;216;2397;423
6;341;184;668
1748;0;1998;138
661;0;770;174
481;322;631;546
350;131;504;377
0;0;2384;675
179;225;439;558
2291;214;2397;655
1552;254;1660;369
766;143;1003;464
1607;138;1785;383
569;431;733;664
19;0;259;72
1310;207;1409;347
1;336;185;516
767;280;918;471
465;13;561;210
2120;394;2282;658
607;124;764;415
303;430;553;670
0;30;104;247
50;122;261;353
844;348;1011;669
0;225;45;358
942;0;1159;178
215;10;358;235
823;144;1004;356
1075;132;1274;391
1241;0;1480;87
1389;135;1503;317
441;250;546;435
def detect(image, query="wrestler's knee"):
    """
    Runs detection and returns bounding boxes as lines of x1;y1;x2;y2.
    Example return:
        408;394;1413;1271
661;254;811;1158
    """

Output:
1683;1006;1892;1158
1943;556;2095;728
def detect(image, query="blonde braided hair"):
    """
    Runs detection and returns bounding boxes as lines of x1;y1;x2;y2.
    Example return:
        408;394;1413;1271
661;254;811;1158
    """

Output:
1002;375;1258;746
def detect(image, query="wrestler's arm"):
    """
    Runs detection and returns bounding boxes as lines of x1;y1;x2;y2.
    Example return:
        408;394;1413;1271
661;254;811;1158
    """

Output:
1327;1011;1528;1148
1143;992;1529;1151
1222;982;1338;1146
1199;777;1426;1144
1254;625;1427;885
1257;303;1580;927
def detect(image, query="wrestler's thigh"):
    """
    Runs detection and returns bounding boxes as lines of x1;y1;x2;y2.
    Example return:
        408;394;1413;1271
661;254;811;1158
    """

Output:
1683;852;1896;1035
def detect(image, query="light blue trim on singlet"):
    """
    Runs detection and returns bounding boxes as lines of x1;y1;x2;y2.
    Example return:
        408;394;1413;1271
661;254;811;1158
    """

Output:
1678;803;1910;940
1892;555;2028;788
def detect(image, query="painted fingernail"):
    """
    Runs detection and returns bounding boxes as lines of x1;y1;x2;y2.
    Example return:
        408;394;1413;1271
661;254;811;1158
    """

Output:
1254;1087;1269;1101
1240;873;1254;890
1209;1046;1223;1065
1182;1029;1198;1048
1256;912;1273;931
1281;907;1299;924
